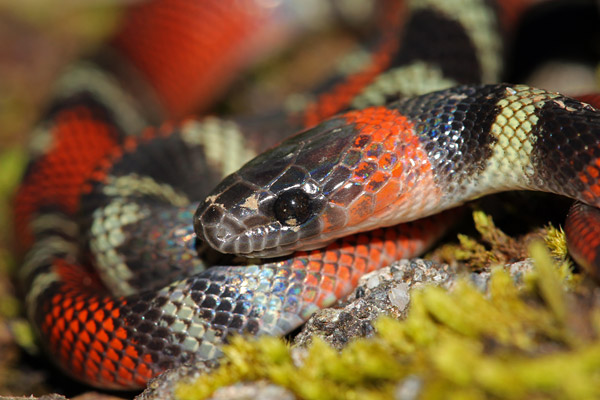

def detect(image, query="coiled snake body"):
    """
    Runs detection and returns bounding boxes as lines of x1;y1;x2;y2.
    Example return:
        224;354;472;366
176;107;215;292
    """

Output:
14;0;600;390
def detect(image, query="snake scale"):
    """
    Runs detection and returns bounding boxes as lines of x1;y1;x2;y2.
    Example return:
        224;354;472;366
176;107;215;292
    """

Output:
13;0;600;390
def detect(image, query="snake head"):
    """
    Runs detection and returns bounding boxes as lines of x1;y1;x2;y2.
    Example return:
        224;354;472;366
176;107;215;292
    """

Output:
193;118;345;257
194;106;437;257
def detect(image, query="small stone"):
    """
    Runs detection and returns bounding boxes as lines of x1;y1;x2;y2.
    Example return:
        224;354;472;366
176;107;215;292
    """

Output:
394;375;423;400
388;283;410;311
208;381;295;400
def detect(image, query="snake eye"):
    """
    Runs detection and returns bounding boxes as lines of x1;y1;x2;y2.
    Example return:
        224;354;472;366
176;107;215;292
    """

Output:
273;189;313;227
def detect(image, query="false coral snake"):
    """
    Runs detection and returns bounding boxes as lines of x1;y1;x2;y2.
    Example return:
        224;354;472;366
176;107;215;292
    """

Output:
13;0;600;390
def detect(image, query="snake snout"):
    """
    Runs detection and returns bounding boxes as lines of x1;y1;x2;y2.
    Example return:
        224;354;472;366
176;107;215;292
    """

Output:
195;207;240;251
194;202;257;254
194;176;279;255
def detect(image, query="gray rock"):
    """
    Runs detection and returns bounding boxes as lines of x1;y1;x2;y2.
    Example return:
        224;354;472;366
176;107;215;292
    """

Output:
136;363;214;400
294;259;454;349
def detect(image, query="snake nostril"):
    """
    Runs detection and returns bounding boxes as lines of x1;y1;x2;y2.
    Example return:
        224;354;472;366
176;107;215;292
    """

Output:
198;203;223;226
200;213;250;252
215;226;229;240
198;226;221;247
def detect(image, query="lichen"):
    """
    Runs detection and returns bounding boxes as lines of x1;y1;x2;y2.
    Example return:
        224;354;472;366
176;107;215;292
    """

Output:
176;243;600;400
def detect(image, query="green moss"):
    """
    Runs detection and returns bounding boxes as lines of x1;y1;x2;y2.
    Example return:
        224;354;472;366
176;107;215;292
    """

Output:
543;224;569;260
0;148;27;318
10;319;38;355
436;210;527;268
472;210;515;248
453;233;497;266
176;244;600;400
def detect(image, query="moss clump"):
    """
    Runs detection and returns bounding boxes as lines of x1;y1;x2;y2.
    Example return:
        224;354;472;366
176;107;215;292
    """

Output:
435;210;529;269
176;244;600;400
435;210;571;272
544;224;569;260
0;147;27;320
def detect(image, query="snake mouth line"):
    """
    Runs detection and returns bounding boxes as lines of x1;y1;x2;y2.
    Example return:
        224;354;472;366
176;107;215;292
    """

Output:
196;202;325;257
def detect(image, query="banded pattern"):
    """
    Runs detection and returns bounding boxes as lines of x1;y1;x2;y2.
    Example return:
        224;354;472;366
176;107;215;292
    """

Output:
302;0;506;125
17;0;597;392
33;211;450;389
195;84;600;259
15;0;311;388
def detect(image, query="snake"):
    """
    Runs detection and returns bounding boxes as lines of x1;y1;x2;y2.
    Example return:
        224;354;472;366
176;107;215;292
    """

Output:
13;0;600;391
